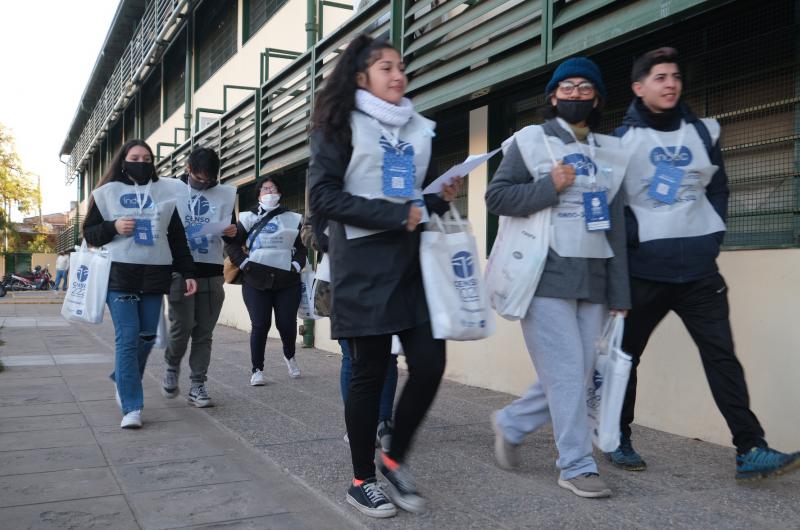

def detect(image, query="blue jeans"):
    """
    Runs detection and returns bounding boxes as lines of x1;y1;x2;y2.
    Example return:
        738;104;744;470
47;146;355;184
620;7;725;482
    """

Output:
53;269;67;290
339;339;398;422
107;291;162;414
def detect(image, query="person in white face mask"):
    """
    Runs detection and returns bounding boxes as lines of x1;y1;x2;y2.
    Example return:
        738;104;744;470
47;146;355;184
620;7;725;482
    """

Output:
224;178;306;384
82;139;198;429
486;57;630;499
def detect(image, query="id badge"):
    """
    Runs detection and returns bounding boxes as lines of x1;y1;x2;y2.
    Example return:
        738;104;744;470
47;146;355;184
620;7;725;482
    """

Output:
583;191;611;231
648;163;684;204
133;218;154;246
382;149;415;198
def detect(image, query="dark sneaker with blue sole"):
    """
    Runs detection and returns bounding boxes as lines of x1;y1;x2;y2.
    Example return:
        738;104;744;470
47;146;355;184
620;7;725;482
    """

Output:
607;438;647;471
346;478;397;518
736;447;800;480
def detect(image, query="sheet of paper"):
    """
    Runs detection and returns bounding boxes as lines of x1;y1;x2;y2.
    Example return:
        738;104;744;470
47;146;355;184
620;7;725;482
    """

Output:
195;221;230;237
422;148;502;195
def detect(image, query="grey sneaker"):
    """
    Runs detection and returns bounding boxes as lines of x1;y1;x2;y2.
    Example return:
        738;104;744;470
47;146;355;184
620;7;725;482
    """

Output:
188;383;212;408
557;473;612;498
376;420;393;453
284;356;301;378
250;369;266;386
378;460;426;513
491;411;519;470
162;366;179;398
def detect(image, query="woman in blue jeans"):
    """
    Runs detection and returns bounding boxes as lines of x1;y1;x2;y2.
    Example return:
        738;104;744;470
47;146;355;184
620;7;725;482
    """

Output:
83;139;197;429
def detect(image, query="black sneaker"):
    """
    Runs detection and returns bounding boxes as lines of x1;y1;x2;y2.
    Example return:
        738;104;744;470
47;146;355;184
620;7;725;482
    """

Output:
346;478;397;518
378;460;426;513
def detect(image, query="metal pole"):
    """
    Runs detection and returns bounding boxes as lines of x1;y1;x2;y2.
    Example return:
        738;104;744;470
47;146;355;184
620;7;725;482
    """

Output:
184;4;194;142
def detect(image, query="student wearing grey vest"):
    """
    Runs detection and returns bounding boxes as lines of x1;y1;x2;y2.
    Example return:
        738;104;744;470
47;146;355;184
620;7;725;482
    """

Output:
611;48;799;480
83;139;197;429
225;177;306;384
309;36;461;518
486;58;630;499
160;148;237;408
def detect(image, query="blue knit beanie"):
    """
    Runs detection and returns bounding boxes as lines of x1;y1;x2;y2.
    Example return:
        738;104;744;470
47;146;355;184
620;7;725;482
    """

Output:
545;57;606;100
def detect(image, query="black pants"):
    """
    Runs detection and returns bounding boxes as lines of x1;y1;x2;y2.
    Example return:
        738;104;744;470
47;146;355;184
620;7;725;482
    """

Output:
346;322;446;480
242;282;301;370
620;273;765;453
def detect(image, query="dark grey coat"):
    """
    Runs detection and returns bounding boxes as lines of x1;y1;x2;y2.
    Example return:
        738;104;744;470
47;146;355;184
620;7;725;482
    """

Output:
485;120;631;310
308;130;449;338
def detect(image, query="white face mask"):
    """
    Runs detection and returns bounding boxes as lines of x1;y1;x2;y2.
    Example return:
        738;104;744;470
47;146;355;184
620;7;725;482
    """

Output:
259;194;280;209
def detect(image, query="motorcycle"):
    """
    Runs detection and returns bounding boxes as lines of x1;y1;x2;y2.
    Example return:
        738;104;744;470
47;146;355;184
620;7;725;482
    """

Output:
0;266;53;295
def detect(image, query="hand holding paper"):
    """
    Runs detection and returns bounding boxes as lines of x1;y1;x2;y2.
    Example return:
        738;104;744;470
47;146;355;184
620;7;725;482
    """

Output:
422;148;501;195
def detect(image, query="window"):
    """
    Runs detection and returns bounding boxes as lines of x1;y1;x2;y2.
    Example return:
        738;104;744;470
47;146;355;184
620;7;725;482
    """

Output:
163;28;187;120
430;111;469;216
141;72;161;139
243;0;288;43
123;101;136;142
195;0;238;89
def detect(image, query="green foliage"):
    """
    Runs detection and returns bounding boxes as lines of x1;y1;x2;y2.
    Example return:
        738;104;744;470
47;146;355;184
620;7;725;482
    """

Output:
0;123;40;251
26;233;53;253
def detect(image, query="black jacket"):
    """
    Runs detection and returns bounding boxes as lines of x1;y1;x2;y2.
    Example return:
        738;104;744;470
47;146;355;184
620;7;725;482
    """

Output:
614;98;729;283
82;195;196;294
308;129;449;338
224;206;307;291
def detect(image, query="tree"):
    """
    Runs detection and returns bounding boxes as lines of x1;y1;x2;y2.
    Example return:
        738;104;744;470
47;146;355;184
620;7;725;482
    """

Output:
26;234;53;253
0;123;39;252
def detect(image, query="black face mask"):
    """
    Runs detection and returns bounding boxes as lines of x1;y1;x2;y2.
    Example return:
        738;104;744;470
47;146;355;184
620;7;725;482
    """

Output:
123;161;155;184
555;99;595;125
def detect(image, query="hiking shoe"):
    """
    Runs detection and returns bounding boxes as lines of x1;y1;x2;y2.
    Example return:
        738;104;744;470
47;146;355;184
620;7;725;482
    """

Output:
607;438;647;471
250;369;266;386
557;473;612;498
491;411;519;470
736;446;800;480
377;420;393;453
284;356;301;378
120;410;142;429
378;458;426;513
346;478;397;518
161;366;179;398
188;384;212;408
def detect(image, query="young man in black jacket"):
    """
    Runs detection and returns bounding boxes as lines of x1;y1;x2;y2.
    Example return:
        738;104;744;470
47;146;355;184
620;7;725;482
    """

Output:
612;47;799;480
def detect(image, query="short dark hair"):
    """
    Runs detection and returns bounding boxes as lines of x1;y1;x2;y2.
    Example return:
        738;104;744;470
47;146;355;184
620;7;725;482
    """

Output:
258;177;280;194
631;47;680;83
187;147;220;180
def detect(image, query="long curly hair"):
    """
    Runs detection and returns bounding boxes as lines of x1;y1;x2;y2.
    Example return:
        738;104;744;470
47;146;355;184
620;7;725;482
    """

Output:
311;34;397;146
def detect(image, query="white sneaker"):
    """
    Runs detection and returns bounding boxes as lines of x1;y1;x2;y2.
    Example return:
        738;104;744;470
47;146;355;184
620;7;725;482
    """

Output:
250;369;266;386
120;410;142;429
284;356;301;378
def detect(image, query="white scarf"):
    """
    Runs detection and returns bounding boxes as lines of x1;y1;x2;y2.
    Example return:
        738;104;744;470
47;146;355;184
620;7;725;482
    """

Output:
355;89;414;127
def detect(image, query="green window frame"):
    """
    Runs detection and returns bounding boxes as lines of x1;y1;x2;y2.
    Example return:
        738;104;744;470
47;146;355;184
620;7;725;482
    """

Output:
195;0;239;90
243;0;289;44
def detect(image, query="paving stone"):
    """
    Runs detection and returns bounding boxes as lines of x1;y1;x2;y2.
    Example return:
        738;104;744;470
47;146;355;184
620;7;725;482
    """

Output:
0;467;120;508
181;509;362;530
0;445;107;476
0;495;138;530
102;435;228;466
0;412;87;433
115;454;252;494
0;427;96;452
0;402;80;419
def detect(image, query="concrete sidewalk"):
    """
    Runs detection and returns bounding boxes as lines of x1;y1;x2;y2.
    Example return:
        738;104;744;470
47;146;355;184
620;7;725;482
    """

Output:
1;303;798;529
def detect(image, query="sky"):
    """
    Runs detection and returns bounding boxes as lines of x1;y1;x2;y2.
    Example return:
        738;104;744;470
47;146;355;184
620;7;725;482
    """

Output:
0;1;119;221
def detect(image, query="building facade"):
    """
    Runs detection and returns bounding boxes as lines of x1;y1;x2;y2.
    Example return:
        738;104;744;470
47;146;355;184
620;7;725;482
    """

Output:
61;0;800;449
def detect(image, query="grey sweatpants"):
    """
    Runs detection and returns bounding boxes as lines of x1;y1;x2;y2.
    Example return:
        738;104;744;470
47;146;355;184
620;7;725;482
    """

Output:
164;275;225;383
496;296;606;480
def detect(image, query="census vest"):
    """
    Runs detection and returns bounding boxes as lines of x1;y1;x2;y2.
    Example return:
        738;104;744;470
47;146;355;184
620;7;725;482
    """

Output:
92;179;177;265
621;119;726;242
342;110;436;239
239;210;302;271
163;178;236;265
513;124;627;258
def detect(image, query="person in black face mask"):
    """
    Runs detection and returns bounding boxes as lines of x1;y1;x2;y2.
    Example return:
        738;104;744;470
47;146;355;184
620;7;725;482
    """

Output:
83;139;197;429
486;57;631;499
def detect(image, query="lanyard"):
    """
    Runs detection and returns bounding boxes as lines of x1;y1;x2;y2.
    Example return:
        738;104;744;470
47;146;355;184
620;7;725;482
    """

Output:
372;118;403;149
132;180;152;216
647;121;687;166
186;180;201;216
556;117;598;186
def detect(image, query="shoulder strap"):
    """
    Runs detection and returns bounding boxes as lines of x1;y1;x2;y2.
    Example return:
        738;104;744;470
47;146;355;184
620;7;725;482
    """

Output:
245;207;286;250
692;119;714;155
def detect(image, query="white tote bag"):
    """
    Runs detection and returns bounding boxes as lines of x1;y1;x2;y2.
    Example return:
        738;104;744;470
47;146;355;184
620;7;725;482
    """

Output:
484;209;550;321
420;205;495;341
61;242;111;324
298;266;321;320
587;314;633;452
